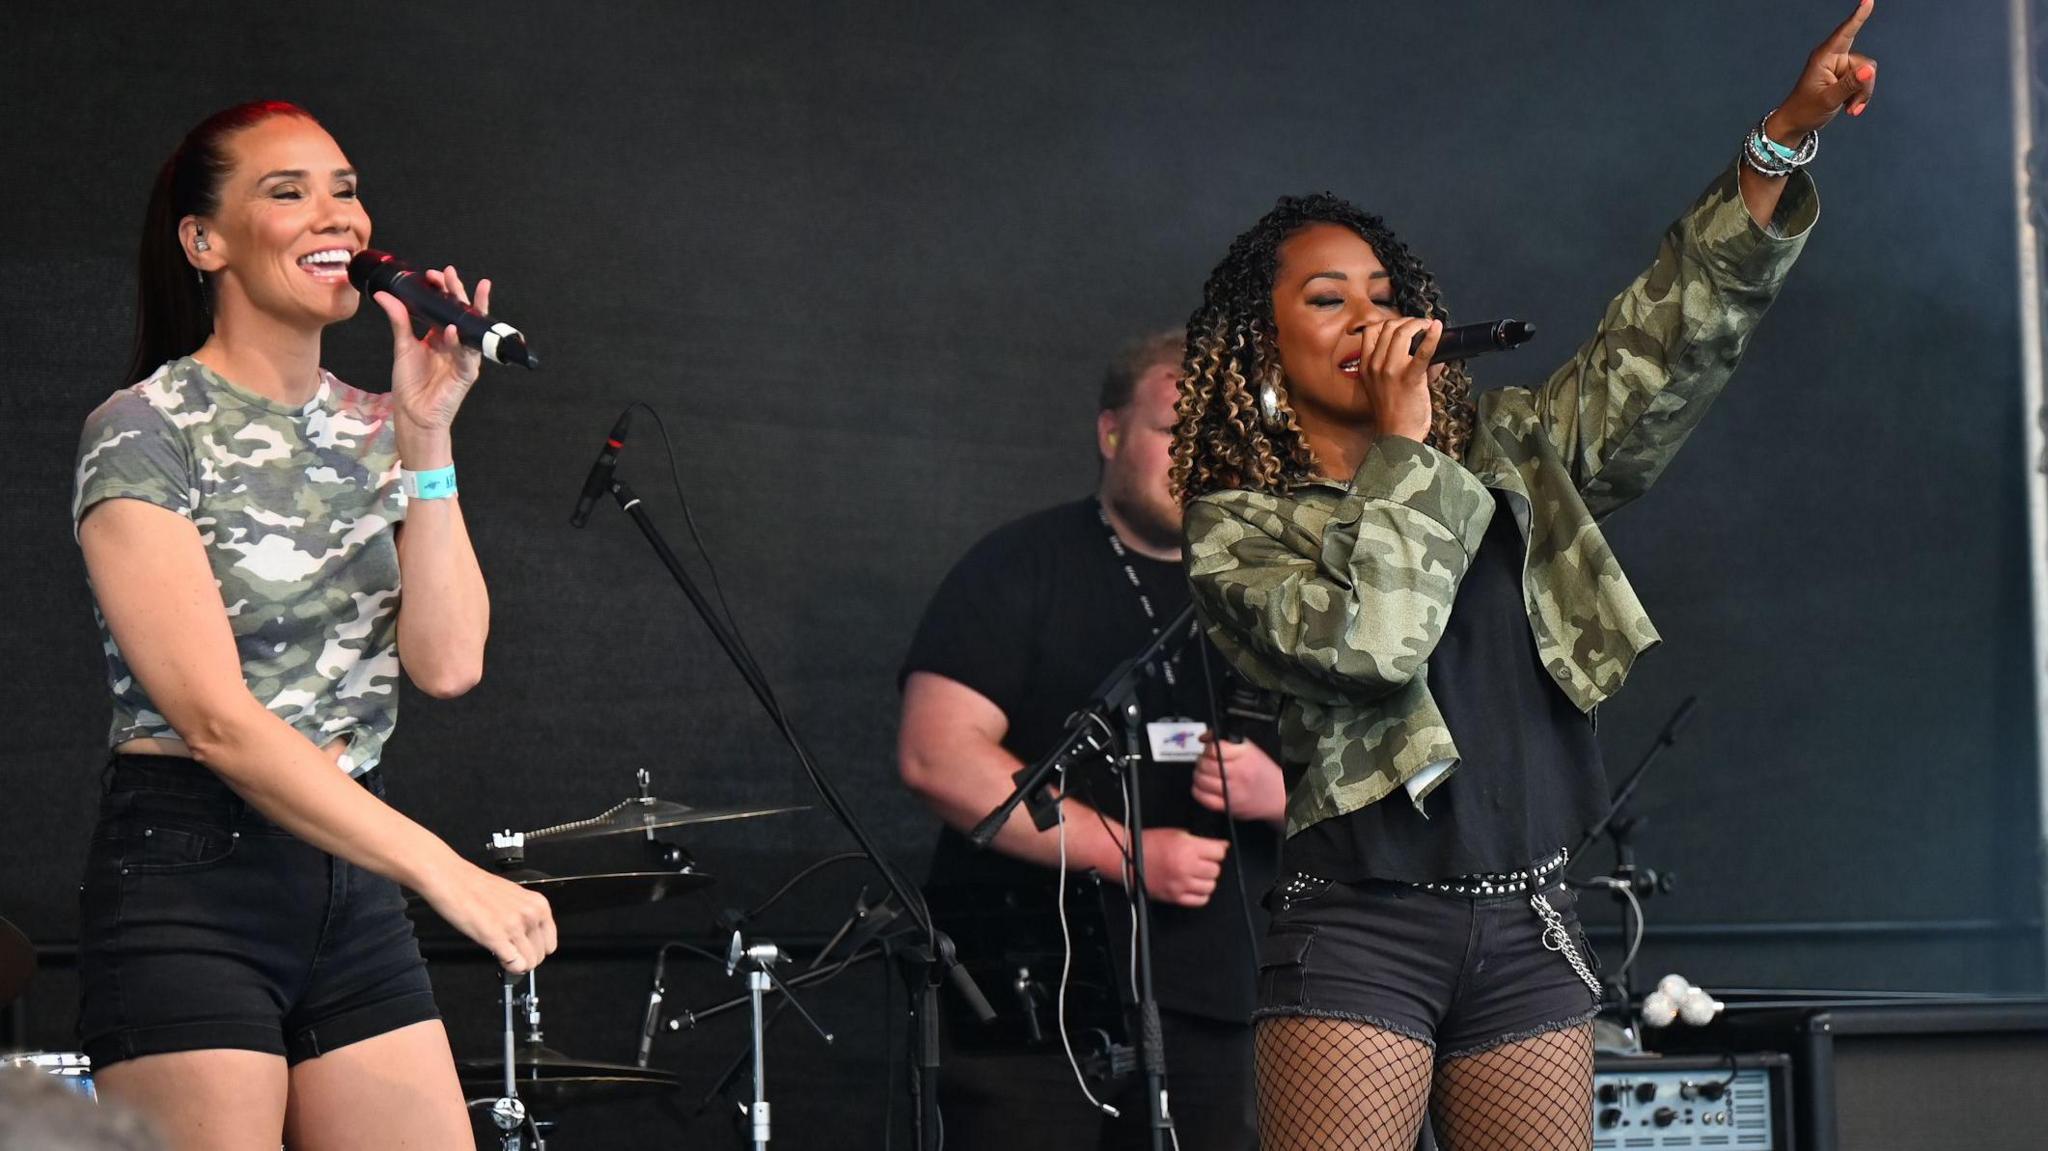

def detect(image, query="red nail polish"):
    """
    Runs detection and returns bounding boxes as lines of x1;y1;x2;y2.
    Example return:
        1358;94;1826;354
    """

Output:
1857;64;1876;82
1850;104;1865;117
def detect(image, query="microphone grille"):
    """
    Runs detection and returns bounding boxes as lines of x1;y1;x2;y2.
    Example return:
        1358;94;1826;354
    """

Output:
345;249;397;293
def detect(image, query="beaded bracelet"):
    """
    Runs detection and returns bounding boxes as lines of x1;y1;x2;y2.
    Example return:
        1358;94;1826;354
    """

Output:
1758;134;1801;164
1741;110;1818;178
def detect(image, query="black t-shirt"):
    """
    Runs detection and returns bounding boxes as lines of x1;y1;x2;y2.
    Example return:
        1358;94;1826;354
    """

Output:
902;498;1280;1022
1286;490;1610;883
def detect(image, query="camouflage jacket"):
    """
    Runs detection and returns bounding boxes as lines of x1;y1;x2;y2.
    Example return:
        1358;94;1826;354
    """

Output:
73;357;407;775
1186;162;1817;836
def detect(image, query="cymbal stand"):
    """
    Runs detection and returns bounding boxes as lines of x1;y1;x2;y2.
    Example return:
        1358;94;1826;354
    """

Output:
521;968;545;1046
486;971;544;1151
727;931;833;1151
638;768;697;872
594;467;993;1151
670;887;900;1122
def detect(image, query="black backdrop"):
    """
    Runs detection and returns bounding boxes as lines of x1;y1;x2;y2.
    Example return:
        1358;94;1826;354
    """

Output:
2;1;2039;1147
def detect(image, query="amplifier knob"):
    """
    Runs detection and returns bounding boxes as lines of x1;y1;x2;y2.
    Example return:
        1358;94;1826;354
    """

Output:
1653;1107;1677;1128
1635;1082;1658;1104
1598;1108;1623;1130
1597;1083;1620;1105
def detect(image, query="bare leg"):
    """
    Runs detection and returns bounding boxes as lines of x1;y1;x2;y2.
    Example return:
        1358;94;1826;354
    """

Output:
1430;1023;1594;1151
94;1049;290;1151
283;1019;473;1151
1254;1015;1434;1151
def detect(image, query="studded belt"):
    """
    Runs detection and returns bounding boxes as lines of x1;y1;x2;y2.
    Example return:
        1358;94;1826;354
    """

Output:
1276;848;1571;907
1414;849;1570;897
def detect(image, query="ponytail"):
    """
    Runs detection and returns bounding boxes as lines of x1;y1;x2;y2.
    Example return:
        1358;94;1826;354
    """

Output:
124;100;316;384
126;155;211;384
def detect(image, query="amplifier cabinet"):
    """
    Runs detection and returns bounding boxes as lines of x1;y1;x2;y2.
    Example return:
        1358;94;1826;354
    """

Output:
1795;1000;2048;1151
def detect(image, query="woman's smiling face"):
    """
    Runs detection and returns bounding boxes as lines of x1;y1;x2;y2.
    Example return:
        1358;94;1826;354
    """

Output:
191;114;371;332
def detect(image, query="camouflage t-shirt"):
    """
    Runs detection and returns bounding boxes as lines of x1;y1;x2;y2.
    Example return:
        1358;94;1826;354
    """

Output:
73;356;407;775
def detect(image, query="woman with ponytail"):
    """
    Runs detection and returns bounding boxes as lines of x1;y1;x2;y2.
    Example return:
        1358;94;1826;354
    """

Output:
72;100;555;1150
1173;6;1878;1149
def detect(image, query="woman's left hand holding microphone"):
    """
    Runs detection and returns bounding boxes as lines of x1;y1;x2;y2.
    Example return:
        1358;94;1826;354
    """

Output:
374;266;490;461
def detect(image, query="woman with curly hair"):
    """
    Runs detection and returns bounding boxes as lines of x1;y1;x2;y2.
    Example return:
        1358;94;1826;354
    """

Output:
1172;6;1877;1149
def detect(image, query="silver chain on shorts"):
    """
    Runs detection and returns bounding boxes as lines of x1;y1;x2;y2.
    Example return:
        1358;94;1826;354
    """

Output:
1530;890;1604;1004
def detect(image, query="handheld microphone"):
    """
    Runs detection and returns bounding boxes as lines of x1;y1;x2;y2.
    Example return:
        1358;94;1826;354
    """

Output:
636;949;668;1067
569;411;631;528
347;250;538;369
1408;318;1536;363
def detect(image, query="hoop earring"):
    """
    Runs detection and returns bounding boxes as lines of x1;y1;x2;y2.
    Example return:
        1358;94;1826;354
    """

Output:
1257;381;1281;429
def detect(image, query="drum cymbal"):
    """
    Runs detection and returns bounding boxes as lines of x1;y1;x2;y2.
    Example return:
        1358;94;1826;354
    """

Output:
0;916;33;1006
458;1042;678;1108
526;798;807;843
408;870;716;931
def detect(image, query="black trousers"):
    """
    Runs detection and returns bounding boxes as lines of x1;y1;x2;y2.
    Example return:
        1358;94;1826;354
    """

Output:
939;1009;1257;1151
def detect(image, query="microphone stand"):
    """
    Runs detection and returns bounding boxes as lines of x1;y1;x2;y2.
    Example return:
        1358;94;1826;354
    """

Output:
970;601;1199;1151
1116;695;1175;1151
970;602;1199;846
600;477;992;1151
1569;696;1697;1008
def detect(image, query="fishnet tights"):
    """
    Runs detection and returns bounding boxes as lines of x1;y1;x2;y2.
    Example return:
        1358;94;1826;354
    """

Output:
1431;1024;1593;1150
1254;1017;1594;1151
1255;1016;1432;1150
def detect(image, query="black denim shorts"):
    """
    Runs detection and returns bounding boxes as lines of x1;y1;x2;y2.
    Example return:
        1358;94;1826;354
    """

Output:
76;755;439;1071
1254;874;1600;1061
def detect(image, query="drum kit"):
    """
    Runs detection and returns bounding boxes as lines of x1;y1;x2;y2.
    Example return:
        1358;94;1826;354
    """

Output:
2;916;99;1103
0;769;811;1150
0;916;89;1099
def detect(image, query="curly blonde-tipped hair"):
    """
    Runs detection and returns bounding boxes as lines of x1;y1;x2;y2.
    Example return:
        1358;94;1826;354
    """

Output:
1170;192;1476;503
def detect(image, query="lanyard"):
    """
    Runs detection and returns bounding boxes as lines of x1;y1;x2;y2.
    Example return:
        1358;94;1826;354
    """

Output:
1095;499;1193;688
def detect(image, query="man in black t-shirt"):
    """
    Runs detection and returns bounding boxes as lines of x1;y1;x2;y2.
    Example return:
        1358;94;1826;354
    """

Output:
898;332;1284;1151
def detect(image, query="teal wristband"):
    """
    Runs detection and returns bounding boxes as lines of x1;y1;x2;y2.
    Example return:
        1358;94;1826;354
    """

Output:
401;464;458;500
1758;132;1802;163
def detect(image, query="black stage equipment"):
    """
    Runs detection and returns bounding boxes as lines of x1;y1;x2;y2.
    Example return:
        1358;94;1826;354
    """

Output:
1657;996;2048;1150
568;410;629;529
1568;695;1698;1007
576;404;993;1151
1592;1051;1791;1149
973;600;1202;1151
